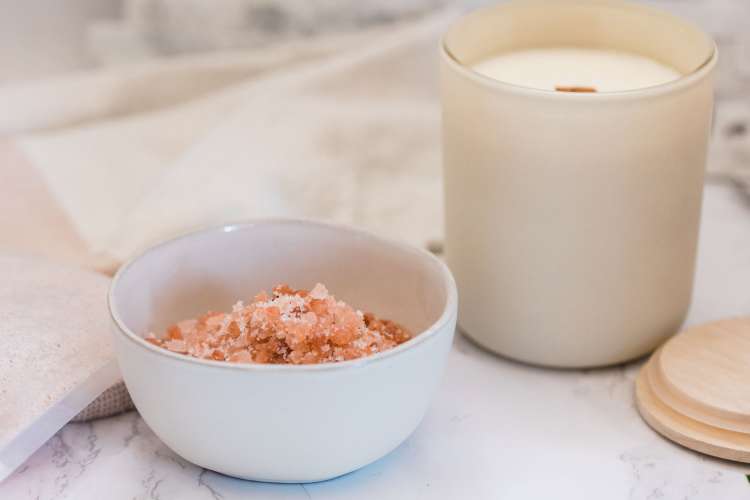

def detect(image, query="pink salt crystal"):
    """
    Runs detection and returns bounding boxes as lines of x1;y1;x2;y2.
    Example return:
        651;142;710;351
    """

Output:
309;283;328;300
227;321;241;338
151;283;411;365
177;319;197;333
228;351;252;363
302;312;317;325
164;339;187;353
166;325;182;340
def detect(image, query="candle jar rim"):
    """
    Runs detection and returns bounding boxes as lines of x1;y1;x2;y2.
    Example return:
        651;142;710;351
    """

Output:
441;0;717;100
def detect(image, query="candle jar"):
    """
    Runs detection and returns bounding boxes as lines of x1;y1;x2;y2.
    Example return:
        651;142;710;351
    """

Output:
441;0;716;367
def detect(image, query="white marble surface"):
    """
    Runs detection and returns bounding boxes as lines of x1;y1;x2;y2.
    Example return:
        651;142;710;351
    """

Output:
2;182;750;499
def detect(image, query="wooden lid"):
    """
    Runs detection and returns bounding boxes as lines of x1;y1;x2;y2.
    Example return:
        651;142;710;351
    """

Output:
636;318;750;463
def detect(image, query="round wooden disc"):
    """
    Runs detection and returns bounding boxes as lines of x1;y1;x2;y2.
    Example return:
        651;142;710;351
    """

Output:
636;357;750;463
654;318;750;433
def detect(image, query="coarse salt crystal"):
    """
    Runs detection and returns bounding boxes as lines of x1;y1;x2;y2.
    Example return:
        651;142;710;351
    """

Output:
148;283;411;365
309;283;329;300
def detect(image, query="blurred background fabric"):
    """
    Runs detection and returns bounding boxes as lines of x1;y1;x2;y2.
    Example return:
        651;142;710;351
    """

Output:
0;0;748;273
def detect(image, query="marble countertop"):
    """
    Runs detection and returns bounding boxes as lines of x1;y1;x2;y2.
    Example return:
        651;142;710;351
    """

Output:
2;182;749;500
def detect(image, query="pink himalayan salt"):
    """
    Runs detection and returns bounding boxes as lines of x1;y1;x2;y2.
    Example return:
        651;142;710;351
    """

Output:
146;283;411;365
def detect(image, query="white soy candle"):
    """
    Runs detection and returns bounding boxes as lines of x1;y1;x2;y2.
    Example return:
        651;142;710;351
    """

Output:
441;0;717;368
473;48;681;92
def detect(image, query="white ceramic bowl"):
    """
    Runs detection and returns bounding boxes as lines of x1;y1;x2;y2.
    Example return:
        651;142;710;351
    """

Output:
109;220;457;482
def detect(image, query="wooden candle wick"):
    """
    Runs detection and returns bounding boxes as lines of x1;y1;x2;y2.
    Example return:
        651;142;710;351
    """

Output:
555;85;598;93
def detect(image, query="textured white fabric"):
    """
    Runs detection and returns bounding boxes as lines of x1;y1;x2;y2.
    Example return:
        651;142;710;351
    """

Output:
13;12;455;270
0;254;120;480
71;381;133;422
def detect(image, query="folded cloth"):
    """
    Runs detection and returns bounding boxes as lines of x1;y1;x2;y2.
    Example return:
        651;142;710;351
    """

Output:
3;10;456;276
0;254;126;481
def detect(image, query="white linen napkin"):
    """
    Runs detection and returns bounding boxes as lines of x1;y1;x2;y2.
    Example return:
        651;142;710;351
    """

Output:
8;11;456;273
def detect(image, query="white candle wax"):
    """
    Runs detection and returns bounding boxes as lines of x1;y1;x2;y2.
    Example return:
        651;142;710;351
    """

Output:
473;48;681;92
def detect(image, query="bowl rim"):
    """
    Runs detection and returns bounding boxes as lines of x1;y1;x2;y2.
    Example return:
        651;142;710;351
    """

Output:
108;218;458;372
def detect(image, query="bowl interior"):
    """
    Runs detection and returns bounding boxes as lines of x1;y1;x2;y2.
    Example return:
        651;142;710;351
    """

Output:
111;221;450;344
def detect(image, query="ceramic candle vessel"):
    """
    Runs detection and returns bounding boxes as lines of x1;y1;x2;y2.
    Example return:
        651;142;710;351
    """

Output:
441;0;716;367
